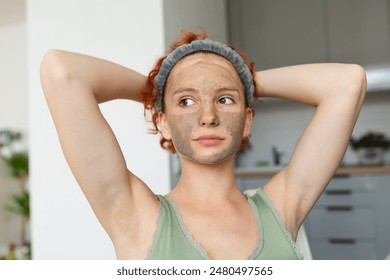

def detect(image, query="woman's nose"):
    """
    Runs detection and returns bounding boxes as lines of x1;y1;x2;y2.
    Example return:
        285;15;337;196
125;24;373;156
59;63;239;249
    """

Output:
199;103;219;127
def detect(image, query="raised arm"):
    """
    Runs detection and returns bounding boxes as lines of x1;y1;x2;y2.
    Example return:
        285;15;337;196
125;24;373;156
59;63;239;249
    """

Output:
256;63;366;238
40;50;160;258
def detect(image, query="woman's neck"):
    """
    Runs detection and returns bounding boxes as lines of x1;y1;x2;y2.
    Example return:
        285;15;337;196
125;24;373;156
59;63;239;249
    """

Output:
170;156;242;203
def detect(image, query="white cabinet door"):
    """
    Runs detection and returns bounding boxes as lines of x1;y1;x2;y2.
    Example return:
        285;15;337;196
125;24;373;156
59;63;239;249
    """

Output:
372;176;390;259
310;239;377;260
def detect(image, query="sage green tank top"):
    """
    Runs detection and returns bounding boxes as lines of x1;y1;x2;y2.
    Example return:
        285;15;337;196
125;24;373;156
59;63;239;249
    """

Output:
146;188;303;260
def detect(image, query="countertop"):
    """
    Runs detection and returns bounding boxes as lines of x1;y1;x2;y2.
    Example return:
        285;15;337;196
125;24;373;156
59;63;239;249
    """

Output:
235;165;390;178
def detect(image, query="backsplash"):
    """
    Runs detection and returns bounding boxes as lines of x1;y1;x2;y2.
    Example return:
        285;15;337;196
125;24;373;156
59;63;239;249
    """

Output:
238;91;390;168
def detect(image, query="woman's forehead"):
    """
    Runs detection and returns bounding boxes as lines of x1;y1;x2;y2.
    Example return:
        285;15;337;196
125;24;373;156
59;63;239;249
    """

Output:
165;53;245;97
168;52;242;82
175;52;236;69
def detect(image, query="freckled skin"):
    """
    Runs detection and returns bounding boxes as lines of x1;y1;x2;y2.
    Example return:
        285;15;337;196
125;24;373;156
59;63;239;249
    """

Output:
170;115;196;159
161;53;251;165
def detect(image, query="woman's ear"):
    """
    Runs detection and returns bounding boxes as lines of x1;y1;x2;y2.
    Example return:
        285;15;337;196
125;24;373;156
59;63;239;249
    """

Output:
158;112;172;140
243;107;253;138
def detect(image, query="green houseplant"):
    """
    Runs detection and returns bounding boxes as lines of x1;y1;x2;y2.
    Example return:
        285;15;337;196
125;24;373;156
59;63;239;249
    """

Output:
0;129;30;259
3;151;29;220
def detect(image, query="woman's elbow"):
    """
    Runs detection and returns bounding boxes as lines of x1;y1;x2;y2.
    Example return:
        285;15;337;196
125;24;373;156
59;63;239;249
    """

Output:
40;50;71;91
341;64;367;108
348;64;367;98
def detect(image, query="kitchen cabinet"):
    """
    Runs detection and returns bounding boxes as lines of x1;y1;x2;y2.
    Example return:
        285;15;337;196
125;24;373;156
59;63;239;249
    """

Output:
326;0;390;65
305;174;390;260
228;0;327;70
235;168;390;259
227;0;390;69
372;175;390;259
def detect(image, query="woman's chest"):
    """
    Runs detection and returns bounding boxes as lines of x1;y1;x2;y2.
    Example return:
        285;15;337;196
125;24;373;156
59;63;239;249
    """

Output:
178;207;260;259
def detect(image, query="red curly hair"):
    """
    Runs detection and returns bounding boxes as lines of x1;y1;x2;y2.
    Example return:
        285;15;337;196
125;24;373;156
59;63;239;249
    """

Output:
142;29;256;153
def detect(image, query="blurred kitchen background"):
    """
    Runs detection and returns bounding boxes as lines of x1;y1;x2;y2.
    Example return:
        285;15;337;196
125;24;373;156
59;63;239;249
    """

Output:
0;0;389;260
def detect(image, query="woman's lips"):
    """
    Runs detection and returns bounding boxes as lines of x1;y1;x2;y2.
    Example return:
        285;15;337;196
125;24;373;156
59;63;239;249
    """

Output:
195;135;224;146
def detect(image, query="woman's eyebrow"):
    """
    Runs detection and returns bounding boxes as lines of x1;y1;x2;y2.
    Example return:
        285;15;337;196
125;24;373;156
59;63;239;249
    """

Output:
173;86;240;96
216;87;239;92
173;87;199;95
215;87;240;94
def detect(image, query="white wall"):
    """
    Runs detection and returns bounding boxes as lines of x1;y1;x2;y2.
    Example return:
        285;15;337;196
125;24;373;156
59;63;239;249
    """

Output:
28;0;169;259
0;0;28;255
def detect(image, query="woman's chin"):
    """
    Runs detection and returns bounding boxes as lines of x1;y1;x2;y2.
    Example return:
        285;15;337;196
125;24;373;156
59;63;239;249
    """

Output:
180;150;237;166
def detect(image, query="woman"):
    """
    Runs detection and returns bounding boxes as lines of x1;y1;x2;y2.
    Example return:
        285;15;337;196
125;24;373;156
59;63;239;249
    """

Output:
40;30;366;259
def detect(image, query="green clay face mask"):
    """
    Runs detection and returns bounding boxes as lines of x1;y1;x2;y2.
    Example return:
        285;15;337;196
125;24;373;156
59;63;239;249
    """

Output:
163;53;250;165
169;107;246;165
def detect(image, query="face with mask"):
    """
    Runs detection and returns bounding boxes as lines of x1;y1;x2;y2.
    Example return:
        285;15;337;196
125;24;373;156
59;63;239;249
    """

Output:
158;52;253;165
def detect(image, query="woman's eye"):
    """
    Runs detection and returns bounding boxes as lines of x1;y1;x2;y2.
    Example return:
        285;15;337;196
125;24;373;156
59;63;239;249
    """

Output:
218;97;234;104
179;98;195;106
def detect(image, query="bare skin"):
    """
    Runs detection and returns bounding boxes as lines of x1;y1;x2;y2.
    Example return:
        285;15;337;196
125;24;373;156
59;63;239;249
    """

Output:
40;48;366;259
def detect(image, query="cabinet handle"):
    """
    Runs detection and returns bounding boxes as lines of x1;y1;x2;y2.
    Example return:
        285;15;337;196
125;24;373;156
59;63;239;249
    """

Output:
328;238;356;244
325;189;351;195
326;206;353;211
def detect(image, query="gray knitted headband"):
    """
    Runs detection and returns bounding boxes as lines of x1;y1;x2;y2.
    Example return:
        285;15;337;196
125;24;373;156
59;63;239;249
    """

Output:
154;39;255;111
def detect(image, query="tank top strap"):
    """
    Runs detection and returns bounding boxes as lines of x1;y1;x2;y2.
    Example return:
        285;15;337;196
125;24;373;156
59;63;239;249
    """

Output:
247;188;303;259
146;195;208;260
145;195;167;259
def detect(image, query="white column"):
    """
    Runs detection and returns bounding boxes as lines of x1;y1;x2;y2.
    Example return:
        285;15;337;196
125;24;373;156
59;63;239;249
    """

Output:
27;0;168;259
